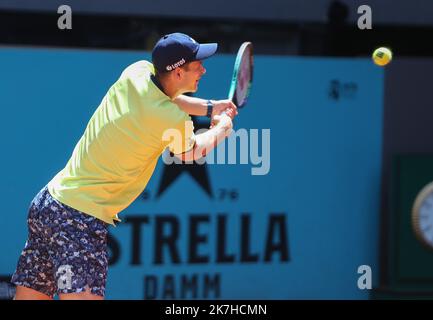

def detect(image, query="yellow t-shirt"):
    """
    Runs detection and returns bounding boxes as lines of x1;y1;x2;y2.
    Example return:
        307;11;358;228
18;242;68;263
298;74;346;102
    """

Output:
48;61;195;225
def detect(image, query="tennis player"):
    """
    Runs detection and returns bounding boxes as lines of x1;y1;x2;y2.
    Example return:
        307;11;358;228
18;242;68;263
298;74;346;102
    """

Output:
11;33;237;300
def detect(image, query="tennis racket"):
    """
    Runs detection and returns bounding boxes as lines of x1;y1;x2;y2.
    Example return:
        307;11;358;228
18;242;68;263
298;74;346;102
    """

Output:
228;42;254;108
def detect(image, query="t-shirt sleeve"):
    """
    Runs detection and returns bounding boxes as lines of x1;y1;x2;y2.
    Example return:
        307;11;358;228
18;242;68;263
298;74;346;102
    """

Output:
166;116;196;155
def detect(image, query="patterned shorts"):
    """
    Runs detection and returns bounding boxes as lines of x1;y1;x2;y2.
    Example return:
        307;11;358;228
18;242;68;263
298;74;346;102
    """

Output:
11;186;109;298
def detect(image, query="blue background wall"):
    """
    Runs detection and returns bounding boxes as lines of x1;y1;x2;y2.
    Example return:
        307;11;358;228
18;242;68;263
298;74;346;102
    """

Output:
0;47;383;299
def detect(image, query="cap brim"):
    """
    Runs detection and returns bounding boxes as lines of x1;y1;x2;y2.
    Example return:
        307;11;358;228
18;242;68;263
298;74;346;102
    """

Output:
195;43;218;60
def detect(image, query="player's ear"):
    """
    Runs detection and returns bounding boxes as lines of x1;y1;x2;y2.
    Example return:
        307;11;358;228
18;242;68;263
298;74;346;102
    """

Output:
174;67;183;80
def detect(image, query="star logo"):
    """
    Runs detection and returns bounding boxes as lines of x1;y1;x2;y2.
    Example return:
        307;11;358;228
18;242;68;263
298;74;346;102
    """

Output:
156;115;213;199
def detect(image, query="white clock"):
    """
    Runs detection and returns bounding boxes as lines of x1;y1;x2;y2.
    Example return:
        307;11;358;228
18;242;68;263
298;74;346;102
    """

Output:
412;181;433;250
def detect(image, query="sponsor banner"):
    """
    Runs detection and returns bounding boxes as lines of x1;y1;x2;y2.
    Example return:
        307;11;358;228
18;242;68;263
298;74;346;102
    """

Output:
0;47;383;299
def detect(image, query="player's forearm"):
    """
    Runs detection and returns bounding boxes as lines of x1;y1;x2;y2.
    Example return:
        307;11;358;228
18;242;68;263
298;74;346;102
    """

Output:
177;123;230;162
195;123;228;154
173;95;209;116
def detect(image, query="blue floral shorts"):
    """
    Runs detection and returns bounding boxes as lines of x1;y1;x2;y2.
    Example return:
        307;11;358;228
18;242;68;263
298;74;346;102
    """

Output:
11;186;109;297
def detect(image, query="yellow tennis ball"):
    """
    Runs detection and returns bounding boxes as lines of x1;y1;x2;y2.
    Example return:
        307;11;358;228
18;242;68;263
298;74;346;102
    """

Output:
372;47;393;66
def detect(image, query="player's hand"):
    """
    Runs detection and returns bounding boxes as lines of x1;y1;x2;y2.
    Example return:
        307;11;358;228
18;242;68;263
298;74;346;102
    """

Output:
212;114;233;136
210;108;235;129
211;99;238;119
210;100;237;129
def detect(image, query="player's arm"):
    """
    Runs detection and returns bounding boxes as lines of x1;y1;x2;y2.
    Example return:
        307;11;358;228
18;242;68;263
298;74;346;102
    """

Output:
174;114;233;162
173;95;238;118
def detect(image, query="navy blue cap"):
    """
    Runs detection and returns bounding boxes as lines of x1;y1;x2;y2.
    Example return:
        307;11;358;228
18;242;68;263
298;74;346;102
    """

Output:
152;33;218;73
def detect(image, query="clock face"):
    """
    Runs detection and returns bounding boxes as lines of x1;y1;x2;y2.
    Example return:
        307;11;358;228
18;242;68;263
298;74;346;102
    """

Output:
413;183;433;250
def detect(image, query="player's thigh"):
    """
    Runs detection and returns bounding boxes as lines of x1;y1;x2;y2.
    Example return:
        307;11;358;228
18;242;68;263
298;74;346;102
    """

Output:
15;285;53;300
